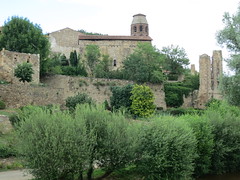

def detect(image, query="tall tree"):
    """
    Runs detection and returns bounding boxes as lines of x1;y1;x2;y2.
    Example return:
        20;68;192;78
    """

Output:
0;16;50;76
123;43;166;84
85;44;101;76
216;6;240;106
161;45;190;79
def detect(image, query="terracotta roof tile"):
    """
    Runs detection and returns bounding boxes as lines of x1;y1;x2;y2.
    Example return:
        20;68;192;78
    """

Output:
78;35;152;41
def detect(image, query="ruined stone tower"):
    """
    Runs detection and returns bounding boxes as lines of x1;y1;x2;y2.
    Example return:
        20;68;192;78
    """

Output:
197;50;223;108
131;14;149;36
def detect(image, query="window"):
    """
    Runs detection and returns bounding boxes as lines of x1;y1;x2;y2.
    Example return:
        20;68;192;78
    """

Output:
134;26;137;32
145;26;148;33
113;59;117;67
140;25;143;32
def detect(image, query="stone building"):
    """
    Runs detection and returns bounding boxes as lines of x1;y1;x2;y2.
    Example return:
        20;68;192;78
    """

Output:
0;49;40;84
182;50;223;109
48;14;152;69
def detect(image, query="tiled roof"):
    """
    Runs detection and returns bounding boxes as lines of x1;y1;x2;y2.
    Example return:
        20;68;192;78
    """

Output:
78;35;152;41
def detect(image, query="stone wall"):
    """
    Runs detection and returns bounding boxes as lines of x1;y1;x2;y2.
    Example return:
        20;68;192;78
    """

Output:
78;40;150;69
0;75;166;109
0;49;40;84
48;28;84;57
0;84;64;108
42;75;167;110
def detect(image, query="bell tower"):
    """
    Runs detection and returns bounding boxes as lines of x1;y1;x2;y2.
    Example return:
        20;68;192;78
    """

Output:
131;14;149;36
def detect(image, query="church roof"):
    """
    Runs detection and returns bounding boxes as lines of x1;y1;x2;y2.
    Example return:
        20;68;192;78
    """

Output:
132;14;148;24
78;35;152;41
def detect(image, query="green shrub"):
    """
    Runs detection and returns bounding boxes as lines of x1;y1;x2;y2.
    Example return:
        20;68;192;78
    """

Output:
0;133;17;158
110;84;133;111
135;116;197;180
0;100;6;109
65;93;93;110
130;84;155;118
16;105;135;180
204;103;240;174
182;115;214;177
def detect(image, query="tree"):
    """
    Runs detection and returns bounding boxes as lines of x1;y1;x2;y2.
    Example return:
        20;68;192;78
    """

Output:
123;43;166;84
69;50;79;67
161;45;190;79
0;16;50;76
94;54;111;78
110;84;133;110
85;44;101;76
14;62;34;83
130;84;156;118
216;6;240;105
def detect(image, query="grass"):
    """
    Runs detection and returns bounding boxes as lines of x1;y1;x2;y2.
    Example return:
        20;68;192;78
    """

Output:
0;109;18;117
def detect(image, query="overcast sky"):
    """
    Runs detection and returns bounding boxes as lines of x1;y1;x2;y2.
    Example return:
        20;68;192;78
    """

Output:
1;0;239;71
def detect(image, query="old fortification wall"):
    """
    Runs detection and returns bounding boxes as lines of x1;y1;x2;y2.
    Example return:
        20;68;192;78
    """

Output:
0;84;64;108
48;28;84;57
0;75;166;109
0;49;40;84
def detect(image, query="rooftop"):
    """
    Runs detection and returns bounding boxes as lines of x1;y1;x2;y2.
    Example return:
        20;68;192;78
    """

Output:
78;35;152;41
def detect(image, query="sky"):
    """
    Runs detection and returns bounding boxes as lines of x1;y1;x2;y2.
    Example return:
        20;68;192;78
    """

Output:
1;0;239;71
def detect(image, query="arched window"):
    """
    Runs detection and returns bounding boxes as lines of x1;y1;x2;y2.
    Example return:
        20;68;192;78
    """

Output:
113;59;117;67
140;25;143;32
134;26;137;32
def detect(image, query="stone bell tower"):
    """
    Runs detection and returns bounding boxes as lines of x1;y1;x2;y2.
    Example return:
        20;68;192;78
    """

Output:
131;14;149;36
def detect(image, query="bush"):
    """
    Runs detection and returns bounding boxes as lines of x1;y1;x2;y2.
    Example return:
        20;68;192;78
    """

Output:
182;115;214;177
110;84;133;111
135;116;197;179
16;105;135;180
65;93;93;110
204;102;240;174
130;84;155;118
0;100;6;109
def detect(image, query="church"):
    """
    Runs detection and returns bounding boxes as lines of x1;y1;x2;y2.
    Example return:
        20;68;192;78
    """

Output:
48;14;152;69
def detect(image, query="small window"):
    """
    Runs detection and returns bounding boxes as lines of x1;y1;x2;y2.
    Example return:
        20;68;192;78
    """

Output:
113;59;117;67
145;26;148;33
140;25;143;32
134;26;137;32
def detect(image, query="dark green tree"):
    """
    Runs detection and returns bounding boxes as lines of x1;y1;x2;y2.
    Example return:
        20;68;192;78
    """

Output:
85;44;101;76
161;45;190;79
0;16;50;76
94;54;111;78
69;50;79;67
216;5;240;106
123;43;166;84
14;62;34;83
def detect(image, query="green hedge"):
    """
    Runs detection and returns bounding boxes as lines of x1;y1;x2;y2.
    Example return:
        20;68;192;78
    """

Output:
135;116;197;179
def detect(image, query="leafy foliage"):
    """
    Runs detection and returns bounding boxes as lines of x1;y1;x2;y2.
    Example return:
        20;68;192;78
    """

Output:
14;62;34;83
161;45;190;77
16;105;135;180
130;84;155;118
85;44;101;76
0;16;50;76
0;100;6;109
136;117;197;180
164;82;192;107
94;54;112;78
65;93;93;110
123;43;166;84
110;84;133;111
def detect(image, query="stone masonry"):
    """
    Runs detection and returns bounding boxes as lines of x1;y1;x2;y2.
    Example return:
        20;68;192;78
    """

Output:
48;14;152;69
182;50;223;109
0;49;40;84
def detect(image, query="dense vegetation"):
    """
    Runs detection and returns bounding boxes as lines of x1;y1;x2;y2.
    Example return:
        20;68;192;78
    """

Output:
216;5;240;106
0;16;50;77
0;101;236;179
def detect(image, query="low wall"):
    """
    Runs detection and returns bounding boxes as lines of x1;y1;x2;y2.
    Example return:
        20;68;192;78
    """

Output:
0;75;167;109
